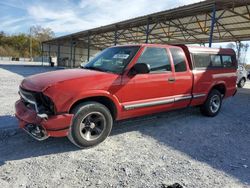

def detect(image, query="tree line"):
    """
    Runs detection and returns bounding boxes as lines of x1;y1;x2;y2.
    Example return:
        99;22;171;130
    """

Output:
0;26;54;58
226;42;249;65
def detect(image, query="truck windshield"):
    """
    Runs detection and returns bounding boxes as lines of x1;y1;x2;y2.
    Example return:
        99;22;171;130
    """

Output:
84;46;140;74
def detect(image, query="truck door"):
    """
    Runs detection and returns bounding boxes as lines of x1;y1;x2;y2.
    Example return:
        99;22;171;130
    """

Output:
118;46;176;113
169;47;193;108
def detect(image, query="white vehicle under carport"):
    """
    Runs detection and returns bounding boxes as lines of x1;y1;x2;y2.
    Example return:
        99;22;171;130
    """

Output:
237;65;248;88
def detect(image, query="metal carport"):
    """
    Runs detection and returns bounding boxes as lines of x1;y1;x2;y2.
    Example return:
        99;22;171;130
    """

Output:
42;0;250;67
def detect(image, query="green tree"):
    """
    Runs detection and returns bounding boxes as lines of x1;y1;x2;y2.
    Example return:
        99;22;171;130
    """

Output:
226;42;249;64
30;25;55;42
0;26;55;58
30;25;55;57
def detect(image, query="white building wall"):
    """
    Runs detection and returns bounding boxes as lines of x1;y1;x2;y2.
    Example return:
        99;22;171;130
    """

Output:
43;44;100;67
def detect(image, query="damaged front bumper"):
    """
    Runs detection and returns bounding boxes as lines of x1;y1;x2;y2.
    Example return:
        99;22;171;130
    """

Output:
15;100;73;141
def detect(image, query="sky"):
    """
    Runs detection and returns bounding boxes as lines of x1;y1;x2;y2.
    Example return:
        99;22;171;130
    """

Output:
0;0;202;36
0;0;249;63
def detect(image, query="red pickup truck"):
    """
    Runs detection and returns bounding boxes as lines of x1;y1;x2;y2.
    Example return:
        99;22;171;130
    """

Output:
15;44;237;148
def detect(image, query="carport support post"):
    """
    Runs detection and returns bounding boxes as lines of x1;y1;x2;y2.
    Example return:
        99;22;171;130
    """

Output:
41;43;44;66
48;44;51;62
73;42;76;67
87;33;90;61
114;27;118;45
70;39;73;68
57;43;60;66
145;18;150;43
209;4;216;47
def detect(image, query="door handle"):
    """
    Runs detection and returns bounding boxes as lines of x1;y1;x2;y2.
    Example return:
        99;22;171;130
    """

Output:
168;77;175;82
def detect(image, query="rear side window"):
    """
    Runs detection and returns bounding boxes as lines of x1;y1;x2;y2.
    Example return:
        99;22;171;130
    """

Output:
192;53;235;69
211;55;222;67
137;47;171;72
170;48;187;72
193;54;211;68
222;55;233;67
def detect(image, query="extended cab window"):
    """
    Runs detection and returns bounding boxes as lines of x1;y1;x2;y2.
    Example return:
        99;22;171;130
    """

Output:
170;48;187;72
136;47;171;72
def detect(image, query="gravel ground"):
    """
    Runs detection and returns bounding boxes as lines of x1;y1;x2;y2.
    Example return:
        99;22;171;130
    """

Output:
0;61;249;188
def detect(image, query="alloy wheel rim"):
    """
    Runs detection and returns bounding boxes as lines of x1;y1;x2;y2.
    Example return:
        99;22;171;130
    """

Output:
209;95;221;113
79;112;106;141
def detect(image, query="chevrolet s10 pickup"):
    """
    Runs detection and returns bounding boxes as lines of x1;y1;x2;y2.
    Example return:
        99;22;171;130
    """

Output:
15;44;237;148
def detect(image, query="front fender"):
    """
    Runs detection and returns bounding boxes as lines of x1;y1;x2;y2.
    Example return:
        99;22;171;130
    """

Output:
66;90;122;112
44;87;123;118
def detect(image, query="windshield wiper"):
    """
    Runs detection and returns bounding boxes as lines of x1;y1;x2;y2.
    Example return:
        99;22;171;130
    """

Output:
84;66;115;74
84;66;104;72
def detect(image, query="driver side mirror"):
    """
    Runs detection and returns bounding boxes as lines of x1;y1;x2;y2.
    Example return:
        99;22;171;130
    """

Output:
130;63;150;75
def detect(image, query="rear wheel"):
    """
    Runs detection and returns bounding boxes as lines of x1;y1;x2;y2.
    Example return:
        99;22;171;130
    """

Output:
68;102;113;148
200;89;222;117
237;78;246;88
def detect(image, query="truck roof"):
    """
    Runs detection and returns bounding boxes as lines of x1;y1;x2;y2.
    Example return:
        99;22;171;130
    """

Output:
113;43;235;55
185;46;235;55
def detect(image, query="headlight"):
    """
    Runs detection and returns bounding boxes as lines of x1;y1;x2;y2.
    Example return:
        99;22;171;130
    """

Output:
38;93;55;114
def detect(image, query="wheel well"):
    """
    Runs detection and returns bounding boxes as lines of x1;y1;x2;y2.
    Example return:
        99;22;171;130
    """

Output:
69;96;117;119
242;77;246;81
211;84;226;96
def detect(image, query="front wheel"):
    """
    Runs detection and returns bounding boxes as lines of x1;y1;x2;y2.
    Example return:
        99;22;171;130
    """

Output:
200;89;222;117
68;102;113;148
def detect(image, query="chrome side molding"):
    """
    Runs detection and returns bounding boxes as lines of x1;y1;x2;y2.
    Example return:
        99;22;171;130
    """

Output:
174;95;192;102
193;93;206;98
123;93;206;110
124;98;174;110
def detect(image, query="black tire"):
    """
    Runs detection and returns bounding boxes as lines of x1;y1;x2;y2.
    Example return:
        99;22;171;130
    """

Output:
237;78;246;88
68;102;113;148
200;89;222;117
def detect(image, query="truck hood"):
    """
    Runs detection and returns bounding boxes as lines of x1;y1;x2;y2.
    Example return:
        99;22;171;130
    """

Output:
21;69;117;92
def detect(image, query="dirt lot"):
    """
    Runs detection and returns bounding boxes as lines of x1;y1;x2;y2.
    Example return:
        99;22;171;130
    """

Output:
0;62;249;188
